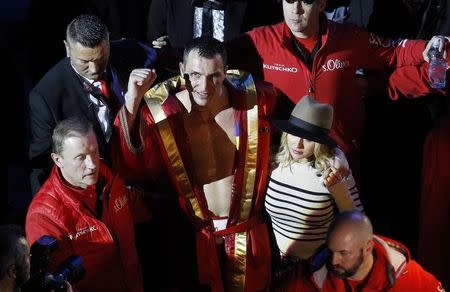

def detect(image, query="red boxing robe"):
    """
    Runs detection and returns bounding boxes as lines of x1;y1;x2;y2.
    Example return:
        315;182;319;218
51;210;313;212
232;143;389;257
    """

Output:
112;71;282;291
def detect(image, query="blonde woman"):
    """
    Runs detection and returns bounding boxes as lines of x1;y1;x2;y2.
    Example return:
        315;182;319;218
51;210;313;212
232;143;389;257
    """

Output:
265;95;363;267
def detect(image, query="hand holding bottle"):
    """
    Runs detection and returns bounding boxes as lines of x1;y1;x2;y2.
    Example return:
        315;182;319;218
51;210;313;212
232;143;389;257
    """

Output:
423;35;449;63
425;36;449;89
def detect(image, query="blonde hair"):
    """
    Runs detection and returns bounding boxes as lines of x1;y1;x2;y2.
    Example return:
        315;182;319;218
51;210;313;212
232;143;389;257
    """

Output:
275;132;335;172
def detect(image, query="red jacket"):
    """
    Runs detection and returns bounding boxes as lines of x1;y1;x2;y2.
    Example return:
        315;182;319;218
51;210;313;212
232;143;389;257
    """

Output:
228;18;427;161
26;163;148;292
280;235;444;291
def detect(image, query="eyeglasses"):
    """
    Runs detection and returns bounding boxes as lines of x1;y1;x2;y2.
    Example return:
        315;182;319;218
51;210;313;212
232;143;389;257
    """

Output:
285;0;316;4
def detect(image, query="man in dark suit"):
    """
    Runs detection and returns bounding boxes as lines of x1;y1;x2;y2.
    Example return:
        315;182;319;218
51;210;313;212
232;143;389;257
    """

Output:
28;14;158;194
147;0;283;48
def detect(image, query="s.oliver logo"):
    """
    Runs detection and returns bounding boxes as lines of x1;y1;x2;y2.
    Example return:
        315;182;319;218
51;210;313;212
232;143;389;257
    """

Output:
263;63;298;73
322;59;350;72
114;195;128;213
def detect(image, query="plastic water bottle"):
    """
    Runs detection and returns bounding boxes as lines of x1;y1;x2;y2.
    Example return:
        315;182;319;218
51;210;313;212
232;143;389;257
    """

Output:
428;38;447;89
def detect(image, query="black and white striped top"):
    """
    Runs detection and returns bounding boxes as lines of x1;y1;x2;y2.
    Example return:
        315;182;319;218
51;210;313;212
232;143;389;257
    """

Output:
265;163;362;259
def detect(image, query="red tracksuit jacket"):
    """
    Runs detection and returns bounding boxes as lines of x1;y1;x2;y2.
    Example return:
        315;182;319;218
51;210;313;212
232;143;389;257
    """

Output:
26;163;148;292
228;17;428;163
279;235;444;291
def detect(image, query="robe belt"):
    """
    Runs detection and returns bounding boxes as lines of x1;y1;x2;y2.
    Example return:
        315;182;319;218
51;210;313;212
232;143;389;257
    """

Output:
213;215;263;237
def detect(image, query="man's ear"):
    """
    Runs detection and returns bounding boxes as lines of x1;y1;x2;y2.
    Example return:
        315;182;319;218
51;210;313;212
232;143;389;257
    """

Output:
63;40;70;57
179;62;185;76
7;264;17;279
51;153;63;168
365;239;374;255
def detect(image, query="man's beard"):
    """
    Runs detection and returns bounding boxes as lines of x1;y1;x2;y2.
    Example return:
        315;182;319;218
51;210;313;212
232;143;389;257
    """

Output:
327;249;364;279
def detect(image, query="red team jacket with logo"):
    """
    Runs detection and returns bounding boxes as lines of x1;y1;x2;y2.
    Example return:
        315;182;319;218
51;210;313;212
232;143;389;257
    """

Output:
229;18;428;163
26;163;148;292
281;235;444;291
313;235;444;291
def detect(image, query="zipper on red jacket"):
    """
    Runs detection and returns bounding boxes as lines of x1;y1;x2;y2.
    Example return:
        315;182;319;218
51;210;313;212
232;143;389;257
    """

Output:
309;29;326;96
300;65;313;96
308;50;320;95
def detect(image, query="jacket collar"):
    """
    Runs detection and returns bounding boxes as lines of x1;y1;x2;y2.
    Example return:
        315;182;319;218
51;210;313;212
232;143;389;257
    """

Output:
280;13;331;53
53;165;98;211
50;163;111;216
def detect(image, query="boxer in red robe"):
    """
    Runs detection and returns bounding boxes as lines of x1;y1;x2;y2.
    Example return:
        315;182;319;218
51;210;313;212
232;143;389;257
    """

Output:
112;37;288;291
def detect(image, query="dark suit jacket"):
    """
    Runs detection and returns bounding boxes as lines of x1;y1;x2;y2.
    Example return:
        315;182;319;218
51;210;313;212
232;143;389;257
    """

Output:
28;39;157;194
147;0;283;48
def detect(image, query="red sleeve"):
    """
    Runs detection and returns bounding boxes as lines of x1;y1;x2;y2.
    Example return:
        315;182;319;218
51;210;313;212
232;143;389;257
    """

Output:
26;213;65;246
25;211;74;274
356;29;426;69
394;260;444;291
255;80;280;117
111;105;164;183
388;38;427;67
387;63;448;99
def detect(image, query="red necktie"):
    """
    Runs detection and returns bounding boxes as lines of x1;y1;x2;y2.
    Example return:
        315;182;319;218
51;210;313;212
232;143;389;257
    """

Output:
97;79;120;116
98;79;110;99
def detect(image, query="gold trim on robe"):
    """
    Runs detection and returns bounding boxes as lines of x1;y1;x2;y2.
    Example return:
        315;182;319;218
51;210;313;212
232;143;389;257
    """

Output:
144;76;205;220
226;71;259;291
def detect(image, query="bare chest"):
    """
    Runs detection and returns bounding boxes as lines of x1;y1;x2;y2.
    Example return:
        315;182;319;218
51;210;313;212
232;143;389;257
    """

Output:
182;108;236;216
183;108;236;184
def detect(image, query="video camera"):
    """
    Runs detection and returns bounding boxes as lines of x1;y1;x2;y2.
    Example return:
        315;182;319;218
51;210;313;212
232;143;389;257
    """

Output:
22;235;85;292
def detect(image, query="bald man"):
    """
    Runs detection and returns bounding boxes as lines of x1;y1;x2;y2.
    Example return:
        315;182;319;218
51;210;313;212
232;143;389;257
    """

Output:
278;211;445;291
326;211;374;282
